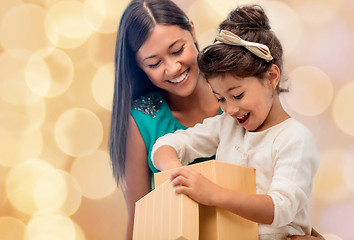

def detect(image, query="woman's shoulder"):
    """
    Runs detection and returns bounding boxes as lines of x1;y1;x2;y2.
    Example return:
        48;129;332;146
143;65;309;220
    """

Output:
131;91;164;119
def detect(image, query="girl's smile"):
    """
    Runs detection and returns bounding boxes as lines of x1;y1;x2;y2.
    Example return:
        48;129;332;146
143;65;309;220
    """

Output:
208;65;287;132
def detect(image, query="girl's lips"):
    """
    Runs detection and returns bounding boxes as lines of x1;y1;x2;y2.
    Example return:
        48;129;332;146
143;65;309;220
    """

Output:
237;112;250;126
168;68;189;85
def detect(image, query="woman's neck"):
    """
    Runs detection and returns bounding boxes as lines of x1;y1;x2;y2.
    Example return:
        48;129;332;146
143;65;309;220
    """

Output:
162;78;220;127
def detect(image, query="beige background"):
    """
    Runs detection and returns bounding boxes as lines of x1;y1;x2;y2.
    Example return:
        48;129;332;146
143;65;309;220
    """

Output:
0;0;353;239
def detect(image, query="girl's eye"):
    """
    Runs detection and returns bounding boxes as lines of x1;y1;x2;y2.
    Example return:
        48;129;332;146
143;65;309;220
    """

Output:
234;93;244;100
217;98;225;102
172;45;184;55
148;61;161;68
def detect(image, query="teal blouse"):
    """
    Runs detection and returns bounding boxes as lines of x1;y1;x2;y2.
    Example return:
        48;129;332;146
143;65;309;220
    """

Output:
131;91;221;188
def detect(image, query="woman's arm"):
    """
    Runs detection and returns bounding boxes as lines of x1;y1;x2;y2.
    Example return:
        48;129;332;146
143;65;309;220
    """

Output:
120;115;151;240
285;228;325;240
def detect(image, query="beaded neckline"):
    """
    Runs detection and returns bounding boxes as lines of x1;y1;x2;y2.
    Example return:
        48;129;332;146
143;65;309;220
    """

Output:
131;93;163;118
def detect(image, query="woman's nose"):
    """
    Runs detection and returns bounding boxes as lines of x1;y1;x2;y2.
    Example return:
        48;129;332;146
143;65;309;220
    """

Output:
165;58;181;77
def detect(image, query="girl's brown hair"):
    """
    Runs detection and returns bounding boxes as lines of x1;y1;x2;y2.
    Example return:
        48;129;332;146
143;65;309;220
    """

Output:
198;5;287;93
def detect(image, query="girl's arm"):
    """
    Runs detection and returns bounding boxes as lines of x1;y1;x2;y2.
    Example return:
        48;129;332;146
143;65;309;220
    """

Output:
169;166;274;224
120;115;151;240
152;145;183;171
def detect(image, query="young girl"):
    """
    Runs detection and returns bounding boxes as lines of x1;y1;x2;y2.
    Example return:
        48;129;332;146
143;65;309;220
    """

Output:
151;5;320;240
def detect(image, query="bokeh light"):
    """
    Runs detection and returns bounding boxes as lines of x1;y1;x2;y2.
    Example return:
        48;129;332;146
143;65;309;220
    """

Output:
332;81;354;137
0;4;53;52
91;63;114;110
70;150;116;199
262;1;302;55
1;0;354;239
34;169;82;216
45;1;92;49
312;148;350;204
25;211;77;240
25;48;74;98
6;159;55;215
284;66;333;116
0;130;42;167
54;108;103;157
83;0;129;34
0;50;42;106
0;217;26;240
290;0;343;27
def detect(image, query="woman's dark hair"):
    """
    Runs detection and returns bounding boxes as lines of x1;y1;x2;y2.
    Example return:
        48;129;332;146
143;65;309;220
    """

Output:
110;0;193;183
198;5;286;93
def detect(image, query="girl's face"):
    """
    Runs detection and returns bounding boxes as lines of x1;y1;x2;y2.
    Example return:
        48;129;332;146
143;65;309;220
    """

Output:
136;24;199;97
208;67;281;132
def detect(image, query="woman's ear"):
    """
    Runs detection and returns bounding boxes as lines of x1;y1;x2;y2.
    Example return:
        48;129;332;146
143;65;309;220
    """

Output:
266;64;280;90
189;20;197;42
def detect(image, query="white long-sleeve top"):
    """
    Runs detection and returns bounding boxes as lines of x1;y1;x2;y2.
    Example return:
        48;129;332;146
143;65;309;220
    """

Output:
151;113;319;239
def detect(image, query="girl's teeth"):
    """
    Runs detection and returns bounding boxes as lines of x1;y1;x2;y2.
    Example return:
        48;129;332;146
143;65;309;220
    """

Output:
237;113;248;120
169;69;188;83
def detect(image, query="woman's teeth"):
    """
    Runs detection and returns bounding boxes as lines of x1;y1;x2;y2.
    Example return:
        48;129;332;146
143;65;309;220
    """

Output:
169;69;189;83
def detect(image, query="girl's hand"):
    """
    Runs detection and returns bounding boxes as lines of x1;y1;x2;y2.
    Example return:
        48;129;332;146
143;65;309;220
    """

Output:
169;166;223;206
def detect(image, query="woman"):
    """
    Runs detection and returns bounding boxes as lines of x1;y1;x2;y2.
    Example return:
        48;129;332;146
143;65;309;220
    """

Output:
109;0;324;239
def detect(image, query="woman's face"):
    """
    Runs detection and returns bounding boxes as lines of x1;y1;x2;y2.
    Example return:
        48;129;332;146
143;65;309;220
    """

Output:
136;24;199;97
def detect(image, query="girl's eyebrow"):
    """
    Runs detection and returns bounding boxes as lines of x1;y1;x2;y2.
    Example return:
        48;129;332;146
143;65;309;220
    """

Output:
212;86;240;95
143;40;182;61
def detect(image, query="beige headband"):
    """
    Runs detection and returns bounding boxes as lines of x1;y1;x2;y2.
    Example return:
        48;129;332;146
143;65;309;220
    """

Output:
215;30;273;62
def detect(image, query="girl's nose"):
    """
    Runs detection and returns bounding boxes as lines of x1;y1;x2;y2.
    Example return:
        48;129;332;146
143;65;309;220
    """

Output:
225;101;239;117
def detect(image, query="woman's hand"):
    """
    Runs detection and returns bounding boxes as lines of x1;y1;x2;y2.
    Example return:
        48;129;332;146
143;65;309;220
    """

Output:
169;166;222;206
285;228;325;240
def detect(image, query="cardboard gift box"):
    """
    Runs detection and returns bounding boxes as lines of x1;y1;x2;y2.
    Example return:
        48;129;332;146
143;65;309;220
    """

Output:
133;160;258;240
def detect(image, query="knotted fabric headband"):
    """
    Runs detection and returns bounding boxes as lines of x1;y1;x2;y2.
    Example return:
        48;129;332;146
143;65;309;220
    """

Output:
215;30;273;62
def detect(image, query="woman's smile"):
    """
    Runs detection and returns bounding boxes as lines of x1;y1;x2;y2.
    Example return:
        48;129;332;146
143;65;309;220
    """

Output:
168;68;190;85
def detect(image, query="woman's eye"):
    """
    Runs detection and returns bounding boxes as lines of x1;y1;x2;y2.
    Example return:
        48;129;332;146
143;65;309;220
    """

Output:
217;98;225;102
148;61;161;68
234;93;244;100
172;45;184;55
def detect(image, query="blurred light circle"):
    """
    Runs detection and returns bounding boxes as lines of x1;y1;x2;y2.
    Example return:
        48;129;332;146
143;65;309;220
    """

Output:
0;0;21;20
0;98;46;135
83;0;130;33
87;32;116;67
332;81;354;137
342;147;354;191
91;63;114;110
262;1;302;55
322;234;343;240
293;0;343;27
25;211;76;240
71;150;116;199
187;0;224;40
0;4;53;51
0;50;42;106
25;48;74;98
34;169;82;216
320;203;354;240
312;148;350;203
0;217;26;240
45;1;92;49
54;108;103;157
6;159;55;215
206;0;257;16
284;66;333;116
0;130;42;167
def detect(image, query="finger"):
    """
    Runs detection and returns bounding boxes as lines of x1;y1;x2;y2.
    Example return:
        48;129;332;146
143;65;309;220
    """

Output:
171;175;190;187
170;166;193;181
